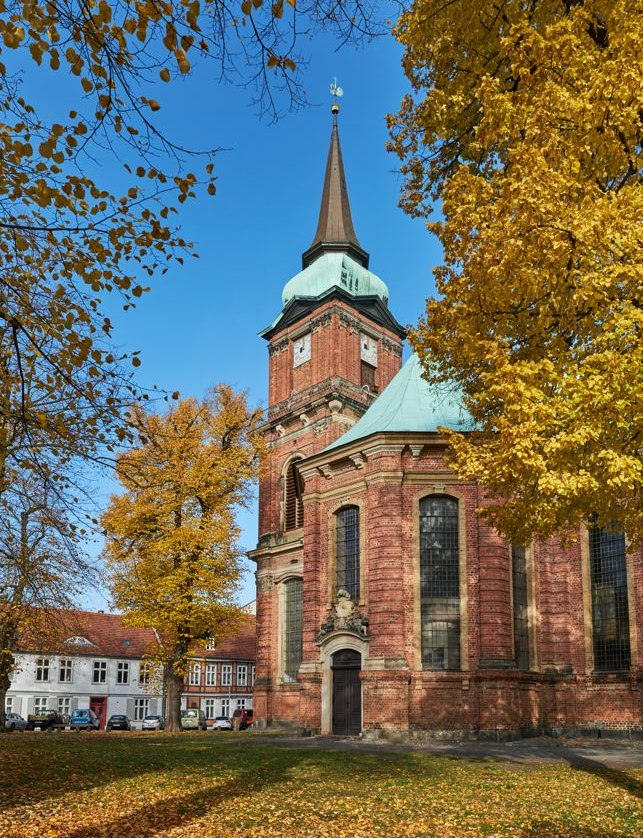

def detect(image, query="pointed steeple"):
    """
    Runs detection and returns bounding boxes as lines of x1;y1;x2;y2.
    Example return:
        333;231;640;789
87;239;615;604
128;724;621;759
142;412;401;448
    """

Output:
301;104;370;270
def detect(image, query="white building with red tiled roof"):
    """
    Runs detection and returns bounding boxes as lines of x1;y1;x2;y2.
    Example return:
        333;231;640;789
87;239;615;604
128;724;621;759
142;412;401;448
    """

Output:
7;608;258;729
7;610;163;728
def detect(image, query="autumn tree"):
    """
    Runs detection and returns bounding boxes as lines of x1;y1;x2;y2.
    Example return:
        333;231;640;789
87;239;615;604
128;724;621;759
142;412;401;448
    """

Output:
101;387;263;732
389;0;642;543
0;471;95;730
0;0;380;511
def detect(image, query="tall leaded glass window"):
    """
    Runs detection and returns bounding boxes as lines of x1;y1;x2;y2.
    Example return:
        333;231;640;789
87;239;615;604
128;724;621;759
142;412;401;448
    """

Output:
420;496;460;670
284;460;303;531
283;577;303;681
512;546;530;671
336;506;360;600
589;525;631;672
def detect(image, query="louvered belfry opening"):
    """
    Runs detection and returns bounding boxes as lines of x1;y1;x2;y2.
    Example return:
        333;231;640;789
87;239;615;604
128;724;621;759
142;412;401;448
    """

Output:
284;460;304;531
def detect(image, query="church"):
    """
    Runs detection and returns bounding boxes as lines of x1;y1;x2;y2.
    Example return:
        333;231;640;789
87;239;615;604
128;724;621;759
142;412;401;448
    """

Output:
249;104;642;740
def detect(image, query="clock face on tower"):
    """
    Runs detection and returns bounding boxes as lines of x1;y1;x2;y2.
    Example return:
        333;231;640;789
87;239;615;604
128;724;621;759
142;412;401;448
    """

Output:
293;333;311;367
360;333;378;367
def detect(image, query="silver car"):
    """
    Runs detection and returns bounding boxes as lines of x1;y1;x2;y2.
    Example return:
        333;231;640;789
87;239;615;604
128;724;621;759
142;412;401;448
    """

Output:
4;712;28;731
211;715;232;731
141;714;165;731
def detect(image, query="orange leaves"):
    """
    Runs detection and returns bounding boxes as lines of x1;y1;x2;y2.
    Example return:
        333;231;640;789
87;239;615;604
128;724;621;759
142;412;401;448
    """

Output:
397;0;643;543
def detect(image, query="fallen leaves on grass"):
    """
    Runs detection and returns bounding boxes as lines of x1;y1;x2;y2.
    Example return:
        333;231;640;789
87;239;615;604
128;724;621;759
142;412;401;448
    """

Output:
0;735;640;837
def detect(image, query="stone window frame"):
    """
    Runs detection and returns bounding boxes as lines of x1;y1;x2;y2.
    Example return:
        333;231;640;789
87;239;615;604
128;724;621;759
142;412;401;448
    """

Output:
58;658;73;683
281;455;305;533
35;657;50;682
508;545;538;672
116;660;130;685
327;498;367;609
580;523;636;674
412;487;469;672
133;697;149;721
274;568;304;685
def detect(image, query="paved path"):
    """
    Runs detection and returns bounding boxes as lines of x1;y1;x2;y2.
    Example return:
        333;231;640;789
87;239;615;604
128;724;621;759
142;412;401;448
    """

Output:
247;732;643;770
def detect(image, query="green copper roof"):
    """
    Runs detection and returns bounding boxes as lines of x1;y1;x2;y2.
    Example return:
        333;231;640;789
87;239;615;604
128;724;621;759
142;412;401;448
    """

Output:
325;353;474;452
282;251;389;307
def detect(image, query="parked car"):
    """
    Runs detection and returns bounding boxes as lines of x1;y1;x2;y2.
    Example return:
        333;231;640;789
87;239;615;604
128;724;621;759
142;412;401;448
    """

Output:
180;708;207;731
70;708;100;731
231;707;253;730
3;712;28;731
210;716;232;731
106;714;131;731
27;711;65;731
142;714;165;731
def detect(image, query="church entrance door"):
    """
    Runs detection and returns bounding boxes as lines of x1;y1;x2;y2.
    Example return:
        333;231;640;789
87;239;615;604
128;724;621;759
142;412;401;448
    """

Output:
331;649;361;735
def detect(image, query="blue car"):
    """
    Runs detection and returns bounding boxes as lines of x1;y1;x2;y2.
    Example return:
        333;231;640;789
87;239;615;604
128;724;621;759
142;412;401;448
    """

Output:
70;708;100;731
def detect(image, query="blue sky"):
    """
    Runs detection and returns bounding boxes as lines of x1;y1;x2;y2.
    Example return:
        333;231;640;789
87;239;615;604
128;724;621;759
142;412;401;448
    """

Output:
46;18;442;608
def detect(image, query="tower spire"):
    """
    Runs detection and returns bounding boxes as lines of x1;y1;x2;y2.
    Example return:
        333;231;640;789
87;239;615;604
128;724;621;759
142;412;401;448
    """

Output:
301;99;369;270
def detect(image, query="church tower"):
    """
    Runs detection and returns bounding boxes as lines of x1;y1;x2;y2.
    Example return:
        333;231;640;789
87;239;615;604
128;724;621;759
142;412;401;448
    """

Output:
250;104;405;727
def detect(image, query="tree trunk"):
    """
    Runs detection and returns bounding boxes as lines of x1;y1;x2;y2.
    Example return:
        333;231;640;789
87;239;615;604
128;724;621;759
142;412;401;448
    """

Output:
0;675;9;733
165;666;184;733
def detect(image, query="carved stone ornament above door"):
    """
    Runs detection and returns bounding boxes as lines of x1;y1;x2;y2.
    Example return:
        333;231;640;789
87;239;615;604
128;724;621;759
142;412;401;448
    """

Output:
316;589;369;644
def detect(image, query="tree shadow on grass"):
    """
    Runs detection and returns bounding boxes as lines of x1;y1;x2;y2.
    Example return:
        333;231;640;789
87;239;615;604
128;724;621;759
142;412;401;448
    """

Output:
569;756;643;800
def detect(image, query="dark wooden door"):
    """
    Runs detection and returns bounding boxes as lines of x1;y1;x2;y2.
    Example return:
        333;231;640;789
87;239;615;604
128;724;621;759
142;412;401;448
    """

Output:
332;649;361;735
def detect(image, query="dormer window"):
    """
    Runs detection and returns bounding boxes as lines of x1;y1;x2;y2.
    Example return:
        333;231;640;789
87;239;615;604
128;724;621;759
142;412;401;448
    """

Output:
65;635;95;647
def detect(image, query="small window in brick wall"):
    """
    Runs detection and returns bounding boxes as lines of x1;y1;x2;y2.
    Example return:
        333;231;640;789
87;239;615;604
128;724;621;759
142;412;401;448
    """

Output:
360;361;376;391
284;459;303;531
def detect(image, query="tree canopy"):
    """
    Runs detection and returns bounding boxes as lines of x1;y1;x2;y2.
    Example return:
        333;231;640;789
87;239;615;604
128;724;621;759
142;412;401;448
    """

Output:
389;0;642;543
101;387;263;730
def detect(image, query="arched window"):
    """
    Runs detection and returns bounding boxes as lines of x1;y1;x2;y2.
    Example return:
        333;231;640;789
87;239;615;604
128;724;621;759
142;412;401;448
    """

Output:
511;546;530;671
282;577;303;681
589;525;630;672
419;496;460;670
284;458;303;531
336;506;360;600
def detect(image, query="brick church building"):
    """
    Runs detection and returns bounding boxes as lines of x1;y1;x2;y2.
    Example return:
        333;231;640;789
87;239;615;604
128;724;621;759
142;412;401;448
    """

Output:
249;105;642;740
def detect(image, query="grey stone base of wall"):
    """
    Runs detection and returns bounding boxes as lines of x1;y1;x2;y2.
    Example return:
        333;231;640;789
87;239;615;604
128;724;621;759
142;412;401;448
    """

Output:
361;725;643;744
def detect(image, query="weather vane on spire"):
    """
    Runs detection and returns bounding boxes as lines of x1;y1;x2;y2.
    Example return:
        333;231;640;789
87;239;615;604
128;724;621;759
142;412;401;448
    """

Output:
330;77;343;115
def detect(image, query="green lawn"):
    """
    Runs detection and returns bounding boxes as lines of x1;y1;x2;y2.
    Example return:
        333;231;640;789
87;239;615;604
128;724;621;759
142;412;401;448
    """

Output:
0;733;640;837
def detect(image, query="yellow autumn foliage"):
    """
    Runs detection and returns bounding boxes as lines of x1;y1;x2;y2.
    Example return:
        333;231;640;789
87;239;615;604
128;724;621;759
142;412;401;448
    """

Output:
101;387;264;729
389;0;642;543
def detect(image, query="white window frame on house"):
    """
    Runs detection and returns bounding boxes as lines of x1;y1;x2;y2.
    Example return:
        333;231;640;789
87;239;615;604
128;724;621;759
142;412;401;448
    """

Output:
133;698;149;721
33;697;49;713
58;658;73;683
204;698;216;719
58;697;72;716
205;664;217;686
5;696;13;713
221;664;232;687
188;663;201;686
237;665;248;687
139;662;151;685
92;660;107;684
205;639;216;651
236;698;246;708
221;698;230;717
116;661;130;685
35;658;50;682
251;666;256;686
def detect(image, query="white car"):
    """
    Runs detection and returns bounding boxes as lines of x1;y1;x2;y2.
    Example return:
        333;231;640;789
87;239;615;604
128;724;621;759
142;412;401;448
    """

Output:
211;716;232;730
141;714;165;731
4;712;28;731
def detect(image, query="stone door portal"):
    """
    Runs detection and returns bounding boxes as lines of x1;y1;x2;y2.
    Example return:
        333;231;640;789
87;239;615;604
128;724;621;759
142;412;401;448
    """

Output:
331;649;361;735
